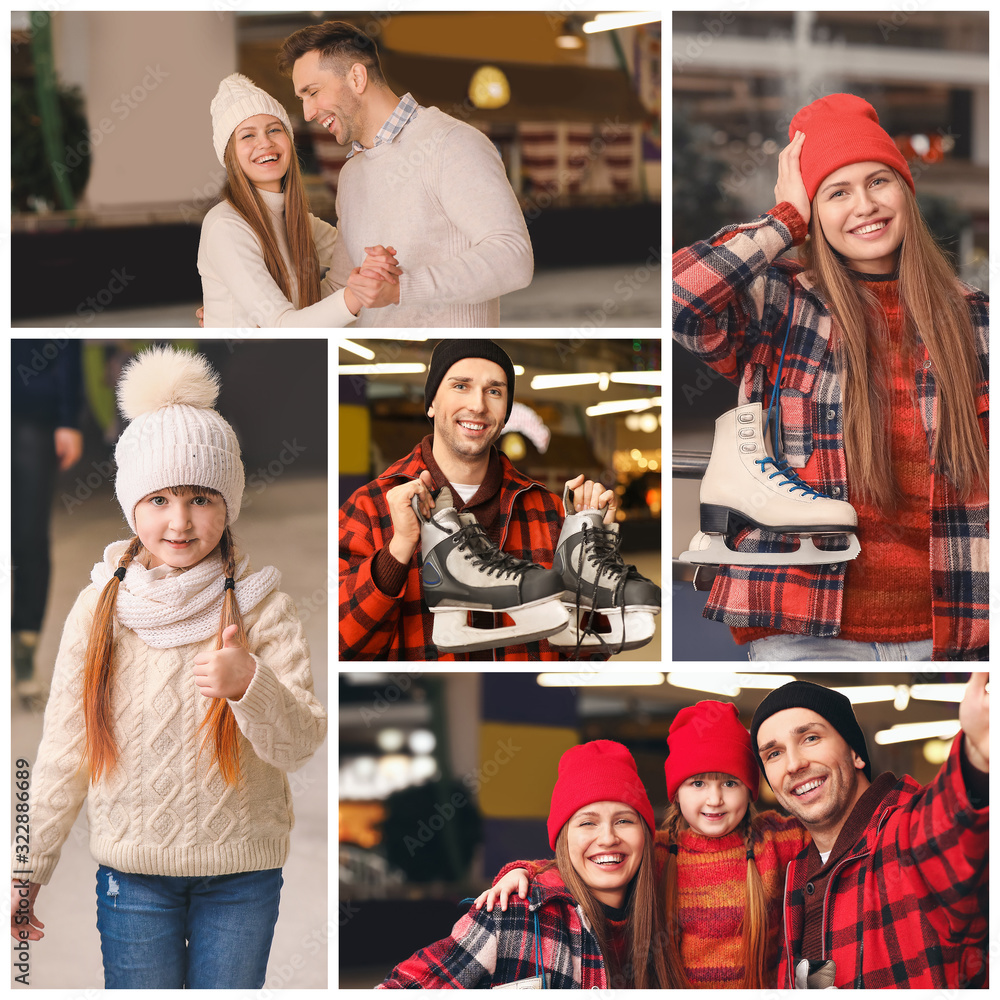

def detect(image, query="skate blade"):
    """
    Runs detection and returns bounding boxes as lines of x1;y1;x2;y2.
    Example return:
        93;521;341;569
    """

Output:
547;610;656;653
430;601;570;654
680;530;861;567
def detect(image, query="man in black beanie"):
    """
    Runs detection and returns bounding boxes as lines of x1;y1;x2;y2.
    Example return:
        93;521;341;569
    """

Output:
339;339;617;660
751;675;988;989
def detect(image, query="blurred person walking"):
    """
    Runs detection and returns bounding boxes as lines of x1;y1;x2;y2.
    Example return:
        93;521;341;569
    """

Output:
11;340;84;709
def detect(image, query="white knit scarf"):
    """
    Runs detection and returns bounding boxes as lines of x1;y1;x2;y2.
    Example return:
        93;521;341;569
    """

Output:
92;539;281;649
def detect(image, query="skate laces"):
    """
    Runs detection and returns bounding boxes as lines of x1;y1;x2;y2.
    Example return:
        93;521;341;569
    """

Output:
570;521;636;657
453;523;534;579
753;456;824;498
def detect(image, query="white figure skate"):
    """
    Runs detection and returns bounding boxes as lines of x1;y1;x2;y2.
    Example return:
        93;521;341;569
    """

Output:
413;487;570;653
547;486;660;655
680;402;861;568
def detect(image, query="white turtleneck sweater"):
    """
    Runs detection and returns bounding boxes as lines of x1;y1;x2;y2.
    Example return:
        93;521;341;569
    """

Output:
15;557;327;885
198;186;356;328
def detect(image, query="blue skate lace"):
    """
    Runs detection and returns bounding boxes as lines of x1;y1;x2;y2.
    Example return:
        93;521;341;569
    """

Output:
757;288;827;501
569;521;642;659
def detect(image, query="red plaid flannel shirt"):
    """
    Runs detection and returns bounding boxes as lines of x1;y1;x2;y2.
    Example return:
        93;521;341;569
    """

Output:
339;438;566;660
777;736;988;988
377;882;608;988
673;202;989;659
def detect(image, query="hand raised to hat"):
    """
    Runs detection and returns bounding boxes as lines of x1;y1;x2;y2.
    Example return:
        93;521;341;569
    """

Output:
959;672;988;772
775;130;811;228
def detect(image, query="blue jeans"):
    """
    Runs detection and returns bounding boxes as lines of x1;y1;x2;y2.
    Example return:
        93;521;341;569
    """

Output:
747;634;933;661
96;865;282;989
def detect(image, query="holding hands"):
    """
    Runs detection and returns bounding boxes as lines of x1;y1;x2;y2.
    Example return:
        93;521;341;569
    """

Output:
347;244;403;312
193;624;256;701
775;130;811;227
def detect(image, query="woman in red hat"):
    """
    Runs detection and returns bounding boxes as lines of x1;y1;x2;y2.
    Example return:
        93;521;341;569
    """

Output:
378;740;668;989
673;92;988;661
480;701;809;988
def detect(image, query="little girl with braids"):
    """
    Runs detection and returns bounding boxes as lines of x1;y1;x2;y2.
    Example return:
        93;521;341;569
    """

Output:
480;701;809;988
9;347;327;989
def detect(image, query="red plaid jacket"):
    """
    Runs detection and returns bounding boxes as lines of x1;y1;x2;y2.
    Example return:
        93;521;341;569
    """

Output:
377;882;608;989
777;737;988;988
673;202;989;660
339;439;565;660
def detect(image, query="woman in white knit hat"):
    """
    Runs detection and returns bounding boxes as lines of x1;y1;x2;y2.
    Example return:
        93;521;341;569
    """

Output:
9;347;327;988
198;72;399;327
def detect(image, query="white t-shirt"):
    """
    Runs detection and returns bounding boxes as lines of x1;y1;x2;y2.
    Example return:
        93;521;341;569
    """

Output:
451;482;480;504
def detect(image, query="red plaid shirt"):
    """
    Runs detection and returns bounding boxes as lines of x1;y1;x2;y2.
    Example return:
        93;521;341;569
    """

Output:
673;202;989;659
377;882;609;989
339;438;566;660
777;736;988;988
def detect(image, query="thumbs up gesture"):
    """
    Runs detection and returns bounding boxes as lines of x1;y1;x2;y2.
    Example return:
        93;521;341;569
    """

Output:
193;624;256;701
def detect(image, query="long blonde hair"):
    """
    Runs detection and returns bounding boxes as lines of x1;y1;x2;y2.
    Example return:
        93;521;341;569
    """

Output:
83;487;246;786
658;778;769;990
541;820;667;989
222;126;321;309
800;173;987;511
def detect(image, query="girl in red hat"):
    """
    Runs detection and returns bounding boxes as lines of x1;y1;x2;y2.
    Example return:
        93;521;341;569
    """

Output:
480;701;809;988
378;741;667;989
674;92;988;661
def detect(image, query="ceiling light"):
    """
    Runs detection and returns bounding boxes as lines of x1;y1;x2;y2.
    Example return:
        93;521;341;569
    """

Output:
586;396;661;416
530;373;601;390
583;12;660;34
874;720;961;745
537;672;664;687
667;672;796;697
339;339;376;361
830;685;899;705
338;363;426;375
610;371;663;386
909;683;970;703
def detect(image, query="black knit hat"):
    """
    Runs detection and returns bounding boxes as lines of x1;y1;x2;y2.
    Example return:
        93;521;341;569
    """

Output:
424;340;516;423
750;680;871;785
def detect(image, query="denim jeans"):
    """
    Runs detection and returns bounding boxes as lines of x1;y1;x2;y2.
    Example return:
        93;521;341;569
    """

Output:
747;634;933;661
96;865;282;989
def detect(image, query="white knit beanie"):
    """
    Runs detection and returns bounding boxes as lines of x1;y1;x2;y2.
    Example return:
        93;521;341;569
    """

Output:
211;72;293;167
114;347;245;532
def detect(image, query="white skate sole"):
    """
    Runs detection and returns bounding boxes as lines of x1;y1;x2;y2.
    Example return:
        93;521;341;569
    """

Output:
547;608;656;652
429;595;570;654
681;529;861;567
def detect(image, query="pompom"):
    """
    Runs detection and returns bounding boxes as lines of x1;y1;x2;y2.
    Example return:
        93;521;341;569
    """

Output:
117;347;220;421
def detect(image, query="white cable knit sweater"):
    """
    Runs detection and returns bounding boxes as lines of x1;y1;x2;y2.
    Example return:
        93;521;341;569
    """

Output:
18;574;326;885
198;186;356;328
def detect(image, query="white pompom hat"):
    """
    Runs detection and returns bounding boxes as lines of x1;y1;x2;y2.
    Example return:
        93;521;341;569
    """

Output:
211;72;293;167
114;347;245;532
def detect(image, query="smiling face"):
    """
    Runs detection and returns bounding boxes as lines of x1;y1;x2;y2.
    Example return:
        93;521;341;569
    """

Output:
133;487;228;569
564;801;645;908
291;48;365;147
428;358;508;465
756;709;869;848
814;160;907;274
675;772;750;838
232;114;292;193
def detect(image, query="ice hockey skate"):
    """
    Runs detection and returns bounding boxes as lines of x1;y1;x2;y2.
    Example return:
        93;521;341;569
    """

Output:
413;487;570;653
546;486;660;655
680;402;861;568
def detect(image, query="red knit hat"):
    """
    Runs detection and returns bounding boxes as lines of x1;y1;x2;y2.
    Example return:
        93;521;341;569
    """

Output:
789;93;914;202
664;701;759;802
547;740;654;850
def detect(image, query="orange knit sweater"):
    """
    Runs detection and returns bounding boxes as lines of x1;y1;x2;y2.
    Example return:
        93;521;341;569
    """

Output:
838;276;932;640
654;811;808;988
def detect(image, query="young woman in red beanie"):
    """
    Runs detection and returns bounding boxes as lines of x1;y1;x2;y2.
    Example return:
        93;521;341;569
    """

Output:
378;741;668;989
481;701;809;988
674;92;988;661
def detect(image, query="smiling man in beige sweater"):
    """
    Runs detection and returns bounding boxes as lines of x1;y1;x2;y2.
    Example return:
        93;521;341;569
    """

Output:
279;20;534;328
